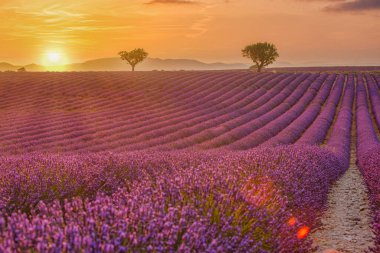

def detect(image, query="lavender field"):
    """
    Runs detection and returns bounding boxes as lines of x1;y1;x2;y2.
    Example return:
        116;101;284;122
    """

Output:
0;71;379;252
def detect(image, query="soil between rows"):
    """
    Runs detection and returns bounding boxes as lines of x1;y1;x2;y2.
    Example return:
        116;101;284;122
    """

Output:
311;148;375;253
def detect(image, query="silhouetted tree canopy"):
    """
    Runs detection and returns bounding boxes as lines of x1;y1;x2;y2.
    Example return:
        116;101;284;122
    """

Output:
118;48;148;71
242;42;279;72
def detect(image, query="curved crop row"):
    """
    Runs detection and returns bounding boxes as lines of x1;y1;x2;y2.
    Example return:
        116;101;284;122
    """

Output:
296;74;348;145
228;74;325;149
262;74;336;147
121;74;305;151
0;72;377;155
158;74;305;150
324;73;354;168
1;71;380;252
356;74;380;252
196;74;314;149
367;73;380;128
0;146;345;252
0;72;237;142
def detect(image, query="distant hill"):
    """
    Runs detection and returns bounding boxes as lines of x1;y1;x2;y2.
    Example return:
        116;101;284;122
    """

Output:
66;57;249;71
0;58;249;72
24;64;47;72
1;58;379;72
0;62;20;71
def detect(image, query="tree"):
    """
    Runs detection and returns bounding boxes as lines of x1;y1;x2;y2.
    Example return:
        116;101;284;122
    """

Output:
242;42;279;72
118;48;148;71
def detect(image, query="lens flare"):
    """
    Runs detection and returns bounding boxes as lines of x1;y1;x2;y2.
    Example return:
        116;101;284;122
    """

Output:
288;217;296;226
297;226;310;239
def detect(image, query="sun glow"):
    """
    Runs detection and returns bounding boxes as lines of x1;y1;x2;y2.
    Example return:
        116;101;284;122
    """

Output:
47;52;61;63
42;50;69;71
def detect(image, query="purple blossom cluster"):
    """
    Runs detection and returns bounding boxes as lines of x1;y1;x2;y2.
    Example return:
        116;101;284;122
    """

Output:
0;146;345;252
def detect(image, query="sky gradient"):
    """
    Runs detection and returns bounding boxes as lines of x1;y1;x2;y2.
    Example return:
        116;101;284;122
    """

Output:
0;0;379;66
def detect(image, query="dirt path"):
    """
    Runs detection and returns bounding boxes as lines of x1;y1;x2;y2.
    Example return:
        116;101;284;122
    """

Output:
311;151;375;253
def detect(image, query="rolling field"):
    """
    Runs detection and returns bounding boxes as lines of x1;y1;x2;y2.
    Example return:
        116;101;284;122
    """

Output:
0;71;379;252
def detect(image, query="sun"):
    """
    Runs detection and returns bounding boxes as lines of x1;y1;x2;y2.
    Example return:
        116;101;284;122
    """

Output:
42;50;68;70
47;52;62;64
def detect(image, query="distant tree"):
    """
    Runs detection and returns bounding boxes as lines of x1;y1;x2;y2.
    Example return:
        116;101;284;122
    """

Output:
242;42;279;72
17;67;26;72
118;48;148;71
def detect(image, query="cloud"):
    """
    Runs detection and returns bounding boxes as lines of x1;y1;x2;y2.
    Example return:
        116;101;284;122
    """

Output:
306;0;380;12
145;0;198;5
324;0;380;11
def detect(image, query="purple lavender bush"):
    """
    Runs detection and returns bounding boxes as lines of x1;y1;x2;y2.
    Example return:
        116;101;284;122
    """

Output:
0;146;345;252
356;74;380;252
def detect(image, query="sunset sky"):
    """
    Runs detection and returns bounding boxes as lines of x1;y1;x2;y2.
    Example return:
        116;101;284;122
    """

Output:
0;0;379;66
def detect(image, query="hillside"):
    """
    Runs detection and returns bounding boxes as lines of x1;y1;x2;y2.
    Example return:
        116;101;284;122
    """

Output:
67;57;249;71
0;58;249;72
2;59;379;72
0;71;379;252
0;70;377;153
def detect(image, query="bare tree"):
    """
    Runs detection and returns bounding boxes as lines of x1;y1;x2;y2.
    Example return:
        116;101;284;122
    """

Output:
118;48;148;71
242;42;279;72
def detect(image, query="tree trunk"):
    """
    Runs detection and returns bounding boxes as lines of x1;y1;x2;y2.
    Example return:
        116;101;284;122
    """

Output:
131;65;135;72
257;62;265;72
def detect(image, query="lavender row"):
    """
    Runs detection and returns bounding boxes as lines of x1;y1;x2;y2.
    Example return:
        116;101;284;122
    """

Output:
324;74;354;168
356;75;380;252
0;71;207;130
127;74;305;151
366;73;380;129
160;74;304;150
0;72;248;143
356;74;379;157
196;74;317;149
0;71;206;140
228;74;327;149
0;146;345;252
5;73;300;151
0;73;278;153
296;74;347;145
0;73;243;145
262;74;337;147
104;74;288;145
0;72;357;154
0;73;274;153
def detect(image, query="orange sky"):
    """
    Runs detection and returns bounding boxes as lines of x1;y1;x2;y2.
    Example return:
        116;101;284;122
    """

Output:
0;0;379;66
